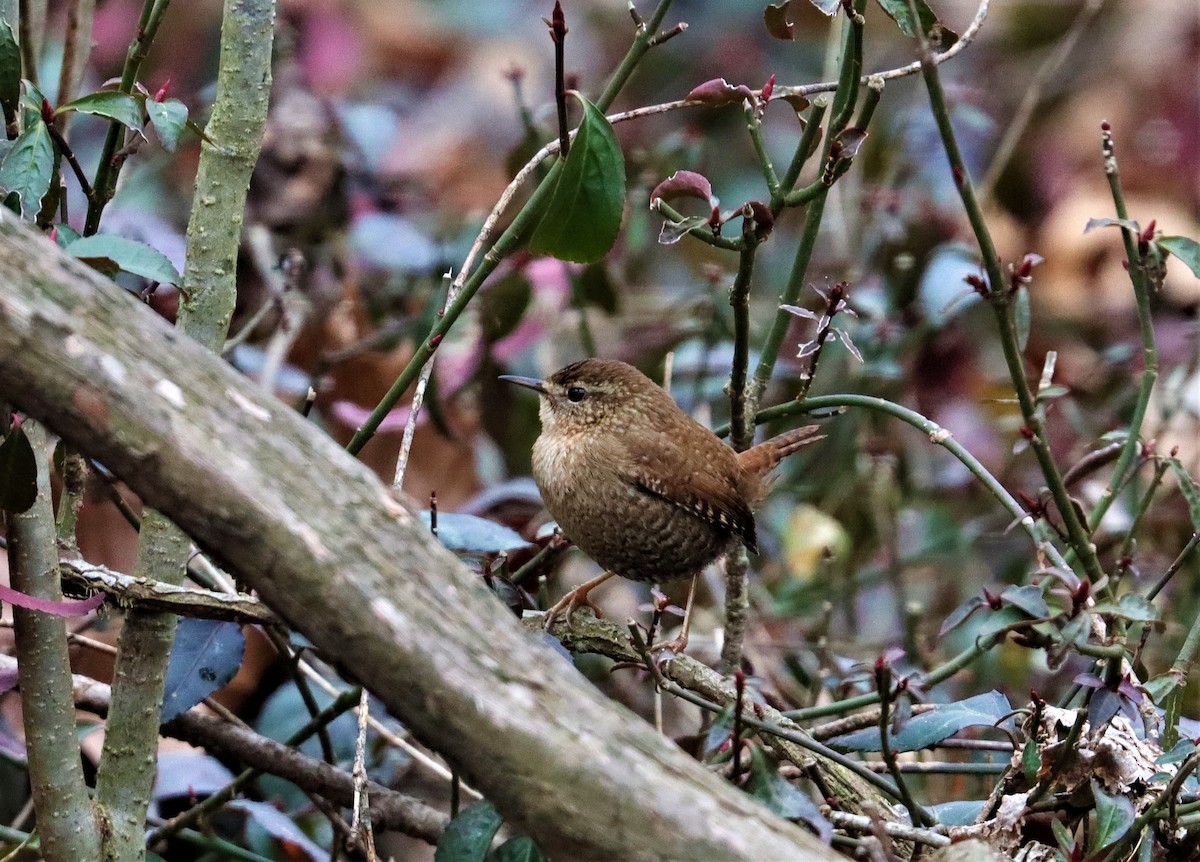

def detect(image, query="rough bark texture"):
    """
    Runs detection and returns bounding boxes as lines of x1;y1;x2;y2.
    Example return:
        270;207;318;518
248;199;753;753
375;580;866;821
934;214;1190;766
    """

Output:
5;422;102;862
93;1;274;858
0;211;839;861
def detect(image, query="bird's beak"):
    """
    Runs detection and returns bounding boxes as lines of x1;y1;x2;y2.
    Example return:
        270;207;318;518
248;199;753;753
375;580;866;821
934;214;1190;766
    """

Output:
498;374;548;395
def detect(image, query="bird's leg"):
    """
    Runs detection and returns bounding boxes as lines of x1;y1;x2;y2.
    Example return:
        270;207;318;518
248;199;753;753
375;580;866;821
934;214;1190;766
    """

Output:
542;571;615;630
651;573;698;656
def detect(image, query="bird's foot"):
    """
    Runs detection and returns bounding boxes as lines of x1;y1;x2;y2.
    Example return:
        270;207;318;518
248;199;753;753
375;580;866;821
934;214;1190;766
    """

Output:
542;579;609;631
649;629;689;659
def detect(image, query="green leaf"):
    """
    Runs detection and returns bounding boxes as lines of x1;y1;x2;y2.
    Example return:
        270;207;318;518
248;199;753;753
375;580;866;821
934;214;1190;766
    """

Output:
435;801;504;862
51;223;81;247
1021;738;1041;785
0;19;20;123
1157;235;1200;278
1090;780;1135;850
0;119;53;218
1167;457;1200;531
146;97;188;151
831;691;1012;752
487;836;546;862
1013;286;1031;352
0;425;38;513
528;93;625;264
745;747;832;840
875;0;958;47
56;91;144;132
161;619;246;722
66;234;181;284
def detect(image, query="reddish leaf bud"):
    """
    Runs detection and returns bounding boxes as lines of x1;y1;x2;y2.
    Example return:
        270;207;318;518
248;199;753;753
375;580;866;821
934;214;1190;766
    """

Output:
40;98;54;124
760;74;775;103
154;79;171;102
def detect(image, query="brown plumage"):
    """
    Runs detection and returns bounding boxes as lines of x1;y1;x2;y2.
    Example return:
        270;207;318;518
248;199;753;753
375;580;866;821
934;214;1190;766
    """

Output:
501;359;822;585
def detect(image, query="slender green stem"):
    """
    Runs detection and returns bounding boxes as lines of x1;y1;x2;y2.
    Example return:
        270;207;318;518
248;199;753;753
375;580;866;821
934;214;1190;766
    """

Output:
6;422;101;862
1146;533;1200;602
628;626;927;816
728;216;760;452
786;633;1001;721
773;100;827;209
908;4;1100;587
745;105;780;197
1025;710;1086;808
876;668;934;826
751;189;829;397
347;0;678;457
751;0;866;402
147;688;362;845
1101;752;1200;862
83;0;171;235
1082;127;1159;537
652;199;744;250
1118;459;1168;563
725;394;1069;569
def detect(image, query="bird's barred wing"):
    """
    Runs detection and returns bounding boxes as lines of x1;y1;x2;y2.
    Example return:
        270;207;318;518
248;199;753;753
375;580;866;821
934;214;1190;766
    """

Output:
632;469;759;554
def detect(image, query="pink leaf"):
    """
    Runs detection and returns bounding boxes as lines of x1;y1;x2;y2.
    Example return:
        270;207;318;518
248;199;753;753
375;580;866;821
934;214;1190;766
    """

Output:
650;170;714;207
685;78;758;107
0;583;105;617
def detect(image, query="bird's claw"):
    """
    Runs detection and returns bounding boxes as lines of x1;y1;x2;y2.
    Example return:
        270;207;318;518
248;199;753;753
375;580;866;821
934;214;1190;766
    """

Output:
542;588;604;631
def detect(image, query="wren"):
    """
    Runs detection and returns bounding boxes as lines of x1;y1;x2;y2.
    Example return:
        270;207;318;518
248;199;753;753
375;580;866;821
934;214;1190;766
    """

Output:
501;359;822;636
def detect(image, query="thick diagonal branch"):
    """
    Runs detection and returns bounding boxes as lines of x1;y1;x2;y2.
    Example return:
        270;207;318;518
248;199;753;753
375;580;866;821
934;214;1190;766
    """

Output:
0;212;837;862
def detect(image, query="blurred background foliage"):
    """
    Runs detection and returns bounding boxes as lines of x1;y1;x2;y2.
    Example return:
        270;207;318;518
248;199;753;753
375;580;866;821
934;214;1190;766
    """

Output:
1;0;1198;857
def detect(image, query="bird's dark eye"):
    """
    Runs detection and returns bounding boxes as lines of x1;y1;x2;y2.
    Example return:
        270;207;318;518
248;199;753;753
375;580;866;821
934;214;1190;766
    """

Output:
566;386;587;403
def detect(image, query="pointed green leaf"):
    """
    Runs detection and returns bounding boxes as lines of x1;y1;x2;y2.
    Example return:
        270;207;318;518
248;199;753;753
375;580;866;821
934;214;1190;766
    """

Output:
1157;236;1200;278
0;426;38;513
875;0;958;47
1013;285;1031;352
0;119;53;218
1090;780;1135;849
57;91;144;132
0;19;20;123
435;801;504;862
66;234;181;285
528;93;625;264
1167;457;1200;531
146;97;188;151
1021;738;1041;785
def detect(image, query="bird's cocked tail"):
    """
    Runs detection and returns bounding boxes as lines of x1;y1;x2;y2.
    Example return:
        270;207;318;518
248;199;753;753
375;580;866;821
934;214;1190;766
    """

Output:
736;424;824;479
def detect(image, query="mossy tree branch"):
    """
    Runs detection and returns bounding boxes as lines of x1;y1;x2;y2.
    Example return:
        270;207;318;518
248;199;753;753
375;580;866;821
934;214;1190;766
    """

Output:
5;421;102;862
92;2;275;859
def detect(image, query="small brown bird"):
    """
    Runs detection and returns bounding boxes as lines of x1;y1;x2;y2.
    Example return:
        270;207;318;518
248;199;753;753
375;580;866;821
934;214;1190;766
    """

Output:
501;359;821;647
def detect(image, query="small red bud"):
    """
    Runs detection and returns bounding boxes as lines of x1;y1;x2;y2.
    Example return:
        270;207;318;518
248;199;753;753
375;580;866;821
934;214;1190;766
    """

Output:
760;74;775;103
47;226;58;243
952;165;965;186
428;334;443;350
983;588;1002;610
1100;121;1111;132
40;98;54;124
1019;426;1035;440
1170;445;1179;457
154;79;171;102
